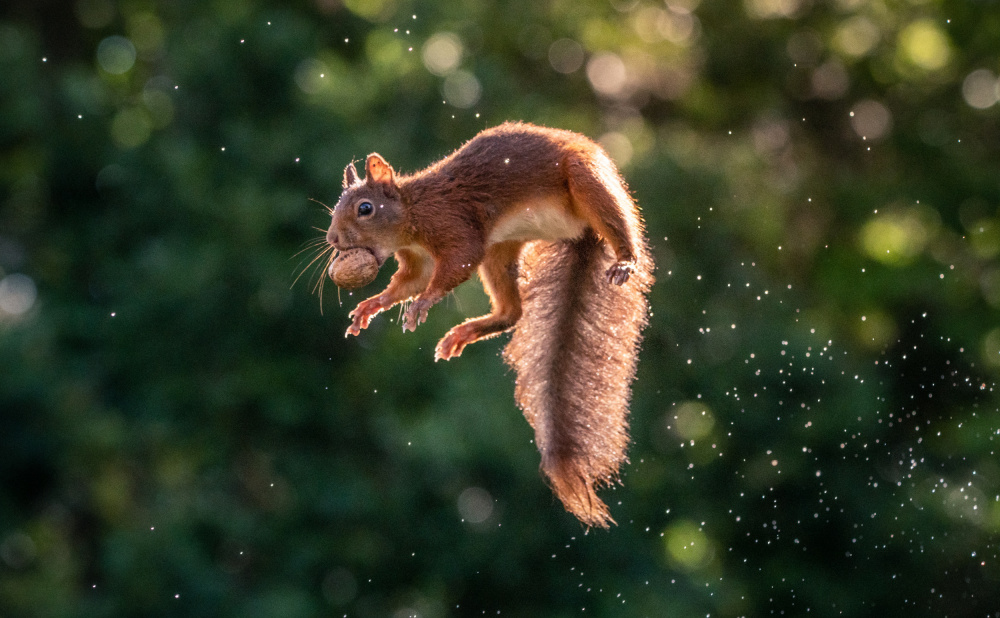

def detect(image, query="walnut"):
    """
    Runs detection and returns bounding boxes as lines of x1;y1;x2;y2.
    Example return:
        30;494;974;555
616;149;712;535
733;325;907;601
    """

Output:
328;248;379;289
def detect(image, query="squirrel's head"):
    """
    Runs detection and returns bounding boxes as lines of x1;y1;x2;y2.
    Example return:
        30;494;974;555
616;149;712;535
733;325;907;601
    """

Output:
326;153;409;266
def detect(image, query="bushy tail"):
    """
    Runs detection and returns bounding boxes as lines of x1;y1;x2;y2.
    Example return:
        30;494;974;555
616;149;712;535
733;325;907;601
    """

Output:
503;229;653;528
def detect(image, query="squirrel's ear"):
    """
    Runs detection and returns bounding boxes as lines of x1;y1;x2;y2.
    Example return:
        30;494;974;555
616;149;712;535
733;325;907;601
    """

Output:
343;162;360;188
365;153;396;188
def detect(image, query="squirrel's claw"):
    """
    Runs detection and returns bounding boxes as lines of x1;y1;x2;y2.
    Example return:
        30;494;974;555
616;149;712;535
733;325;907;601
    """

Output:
434;330;468;361
606;261;635;286
402;298;432;333
346;296;386;336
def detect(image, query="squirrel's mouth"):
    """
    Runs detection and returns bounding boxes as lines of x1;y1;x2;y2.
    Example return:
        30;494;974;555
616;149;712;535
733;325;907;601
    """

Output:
337;246;385;267
363;247;386;267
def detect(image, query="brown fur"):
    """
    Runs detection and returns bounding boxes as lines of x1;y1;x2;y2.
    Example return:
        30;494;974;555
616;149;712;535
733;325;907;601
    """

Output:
505;232;652;527
326;122;654;527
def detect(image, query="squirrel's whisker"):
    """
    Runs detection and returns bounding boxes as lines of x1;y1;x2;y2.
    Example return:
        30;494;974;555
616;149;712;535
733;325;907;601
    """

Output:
291;241;334;291
308;197;335;215
290;235;330;260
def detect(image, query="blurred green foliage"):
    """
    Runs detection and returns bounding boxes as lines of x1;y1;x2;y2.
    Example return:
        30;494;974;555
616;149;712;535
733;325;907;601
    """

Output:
3;0;1000;615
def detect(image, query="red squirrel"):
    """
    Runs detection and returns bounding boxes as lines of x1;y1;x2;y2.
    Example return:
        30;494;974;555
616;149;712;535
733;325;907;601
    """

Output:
325;122;653;528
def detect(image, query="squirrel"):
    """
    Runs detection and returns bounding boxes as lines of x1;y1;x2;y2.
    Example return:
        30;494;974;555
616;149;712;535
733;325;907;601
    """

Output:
325;122;654;528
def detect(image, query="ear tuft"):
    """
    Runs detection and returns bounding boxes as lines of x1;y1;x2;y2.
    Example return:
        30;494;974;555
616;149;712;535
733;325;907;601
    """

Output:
343;162;360;188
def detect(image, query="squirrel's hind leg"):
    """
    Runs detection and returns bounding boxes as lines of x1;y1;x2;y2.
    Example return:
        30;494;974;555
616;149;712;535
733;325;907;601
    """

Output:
435;241;523;361
563;150;643;285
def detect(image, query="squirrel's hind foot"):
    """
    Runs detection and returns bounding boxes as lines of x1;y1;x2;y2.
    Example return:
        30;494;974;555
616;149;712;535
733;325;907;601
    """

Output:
434;330;468;361
606;261;636;286
435;315;519;361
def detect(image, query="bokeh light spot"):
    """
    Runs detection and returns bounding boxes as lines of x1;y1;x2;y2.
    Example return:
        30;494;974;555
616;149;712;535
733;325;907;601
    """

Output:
0;532;37;569
586;52;628;98
0;274;37;317
110;107;152;149
969;219;1000;259
548;38;584;74
745;0;803;19
752;116;790;155
634;7;698;45
127;13;164;57
663;520;715;571
849;100;892;141
811;61;849;99
598;132;634;167
457;487;494;523
366;30;407;73
97;35;136;74
859;206;938;265
855;310;897;350
979;268;1000;308
833;16;880;58
142;87;175;129
671;401;716;441
442;70;481;108
962;69;999;110
897;20;951;72
343;0;396;22
422;32;462;76
981;328;1000;370
294;58;329;94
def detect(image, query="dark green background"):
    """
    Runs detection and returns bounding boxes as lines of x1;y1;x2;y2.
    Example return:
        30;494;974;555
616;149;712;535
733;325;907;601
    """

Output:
3;0;1000;615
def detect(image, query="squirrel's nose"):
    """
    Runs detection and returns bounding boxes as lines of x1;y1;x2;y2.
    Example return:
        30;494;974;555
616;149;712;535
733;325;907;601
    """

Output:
326;228;340;247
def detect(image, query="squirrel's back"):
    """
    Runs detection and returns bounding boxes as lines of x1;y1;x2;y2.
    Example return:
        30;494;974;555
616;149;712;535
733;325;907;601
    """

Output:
402;122;609;216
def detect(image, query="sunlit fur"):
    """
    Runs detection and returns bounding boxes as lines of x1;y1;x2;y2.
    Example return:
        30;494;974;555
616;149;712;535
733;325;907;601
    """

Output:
505;231;652;527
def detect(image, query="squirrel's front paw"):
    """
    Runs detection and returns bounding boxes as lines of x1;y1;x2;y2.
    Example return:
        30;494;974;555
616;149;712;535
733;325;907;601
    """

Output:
606;261;636;286
346;297;386;336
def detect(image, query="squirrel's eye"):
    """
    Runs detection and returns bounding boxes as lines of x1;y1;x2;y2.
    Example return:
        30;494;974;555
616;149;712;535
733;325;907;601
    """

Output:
357;201;374;216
